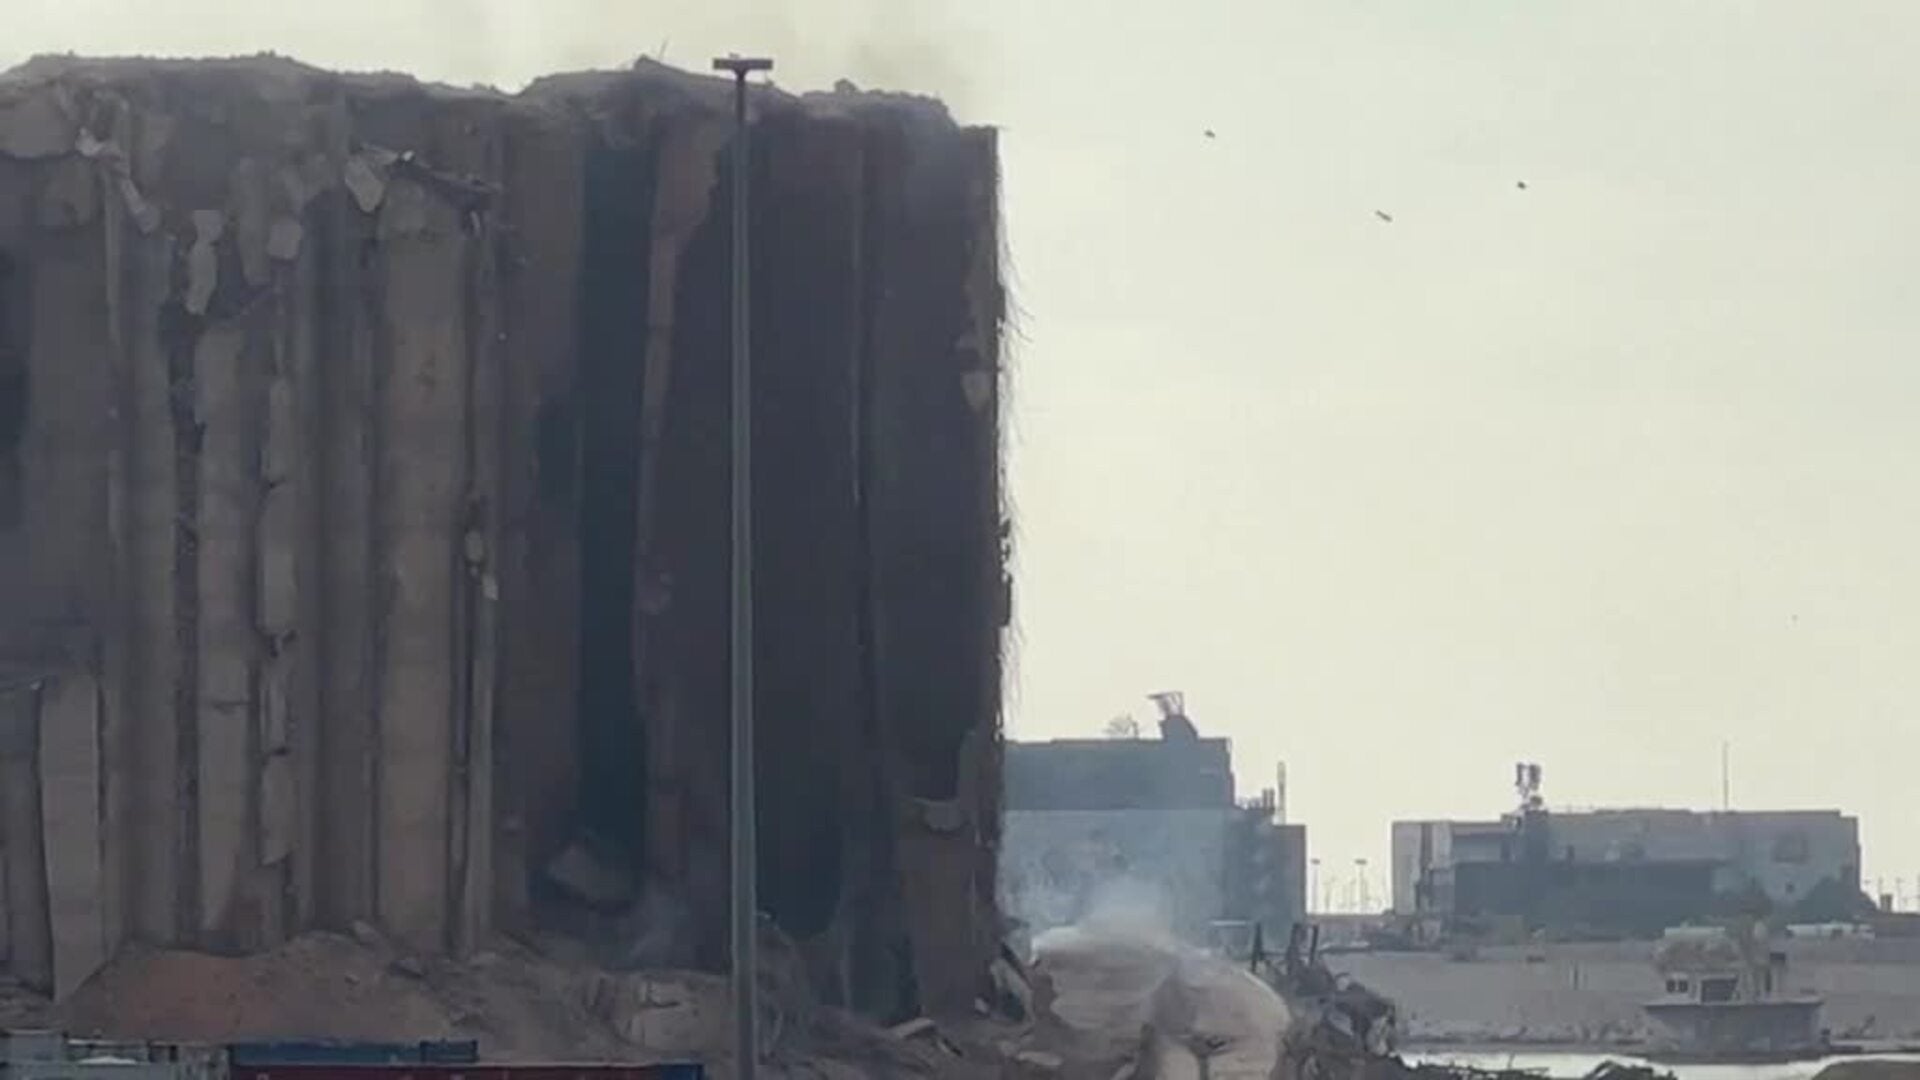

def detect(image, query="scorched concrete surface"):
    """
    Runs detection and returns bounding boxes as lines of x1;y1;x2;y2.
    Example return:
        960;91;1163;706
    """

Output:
0;53;1008;1027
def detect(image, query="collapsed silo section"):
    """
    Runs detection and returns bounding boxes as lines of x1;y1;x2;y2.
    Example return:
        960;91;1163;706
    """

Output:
0;57;1009;1026
501;72;1011;1019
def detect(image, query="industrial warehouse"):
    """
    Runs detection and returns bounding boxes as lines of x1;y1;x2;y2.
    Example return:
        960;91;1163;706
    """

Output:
998;694;1307;947
1391;766;1865;937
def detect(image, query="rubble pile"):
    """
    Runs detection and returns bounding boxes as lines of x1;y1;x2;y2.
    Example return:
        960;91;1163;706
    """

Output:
0;52;1008;1038
1265;926;1678;1080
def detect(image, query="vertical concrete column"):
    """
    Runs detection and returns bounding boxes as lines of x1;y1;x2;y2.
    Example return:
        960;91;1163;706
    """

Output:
0;679;51;993
636;119;730;897
124;223;181;945
492;111;587;936
316;171;381;930
37;670;108;997
194;320;255;944
453;210;502;956
373;177;468;951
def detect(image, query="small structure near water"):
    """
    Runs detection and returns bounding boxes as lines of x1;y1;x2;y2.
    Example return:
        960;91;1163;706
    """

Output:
1642;923;1826;1061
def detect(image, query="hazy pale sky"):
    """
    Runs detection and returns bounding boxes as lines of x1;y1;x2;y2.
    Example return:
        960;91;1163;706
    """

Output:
11;1;1919;904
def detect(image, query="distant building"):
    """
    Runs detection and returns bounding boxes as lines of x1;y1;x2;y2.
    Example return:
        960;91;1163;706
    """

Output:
1224;787;1309;945
999;695;1307;944
1392;806;1862;935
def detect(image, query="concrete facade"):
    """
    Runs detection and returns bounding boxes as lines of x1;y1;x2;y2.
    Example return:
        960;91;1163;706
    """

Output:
999;807;1234;940
1000;721;1308;944
1003;735;1232;812
1223;804;1308;943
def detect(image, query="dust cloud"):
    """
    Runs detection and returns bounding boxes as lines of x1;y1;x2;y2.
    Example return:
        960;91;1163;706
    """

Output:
1013;871;1288;1079
1030;919;1289;1080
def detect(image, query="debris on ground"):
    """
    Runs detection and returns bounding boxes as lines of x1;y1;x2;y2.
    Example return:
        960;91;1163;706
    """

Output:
30;929;1029;1077
1264;923;1679;1080
54;933;627;1060
1;976;49;1029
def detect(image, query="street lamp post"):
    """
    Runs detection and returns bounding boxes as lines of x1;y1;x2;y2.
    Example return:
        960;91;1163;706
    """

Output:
712;52;773;1080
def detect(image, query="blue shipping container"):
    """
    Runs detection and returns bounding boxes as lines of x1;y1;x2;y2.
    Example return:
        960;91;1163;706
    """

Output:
226;1041;480;1066
228;1063;704;1080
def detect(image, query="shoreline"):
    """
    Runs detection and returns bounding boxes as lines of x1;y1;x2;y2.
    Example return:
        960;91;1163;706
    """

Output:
1328;941;1920;1064
1406;1043;1920;1063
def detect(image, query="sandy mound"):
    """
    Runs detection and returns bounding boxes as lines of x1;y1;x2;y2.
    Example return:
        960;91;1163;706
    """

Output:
39;930;1024;1078
1028;924;1289;1080
55;931;631;1061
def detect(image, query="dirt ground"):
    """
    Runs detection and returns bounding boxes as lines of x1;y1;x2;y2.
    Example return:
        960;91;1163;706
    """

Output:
3;928;1023;1078
52;930;633;1060
16;921;1294;1077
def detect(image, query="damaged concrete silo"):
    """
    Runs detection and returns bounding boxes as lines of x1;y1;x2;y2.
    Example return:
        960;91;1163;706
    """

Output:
0;56;1008;1022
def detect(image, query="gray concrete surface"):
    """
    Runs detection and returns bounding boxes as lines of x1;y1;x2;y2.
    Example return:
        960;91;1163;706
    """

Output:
1330;940;1920;1046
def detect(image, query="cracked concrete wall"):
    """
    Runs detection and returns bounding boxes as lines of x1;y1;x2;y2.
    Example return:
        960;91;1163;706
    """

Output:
0;56;1007;1021
0;59;560;970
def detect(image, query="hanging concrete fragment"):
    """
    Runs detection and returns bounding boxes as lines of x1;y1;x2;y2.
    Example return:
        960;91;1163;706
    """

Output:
0;92;74;159
342;153;387;213
266;217;302;261
184;209;225;315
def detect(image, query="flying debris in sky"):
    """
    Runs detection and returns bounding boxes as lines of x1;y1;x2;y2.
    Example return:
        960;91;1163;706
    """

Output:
1204;129;1217;139
1374;210;1393;223
1516;180;1528;190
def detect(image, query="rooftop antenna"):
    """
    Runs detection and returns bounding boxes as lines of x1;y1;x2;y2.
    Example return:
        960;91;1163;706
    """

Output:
1514;761;1543;812
1147;691;1197;740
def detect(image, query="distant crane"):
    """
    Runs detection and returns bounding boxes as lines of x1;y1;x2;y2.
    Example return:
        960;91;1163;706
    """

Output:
1148;691;1198;741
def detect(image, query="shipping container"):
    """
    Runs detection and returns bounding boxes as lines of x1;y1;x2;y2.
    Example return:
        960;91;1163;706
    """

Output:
2;1031;222;1080
227;1043;479;1067
228;1066;702;1080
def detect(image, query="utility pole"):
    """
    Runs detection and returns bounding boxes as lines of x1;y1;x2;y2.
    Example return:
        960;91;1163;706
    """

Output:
1728;737;1743;807
713;51;773;1080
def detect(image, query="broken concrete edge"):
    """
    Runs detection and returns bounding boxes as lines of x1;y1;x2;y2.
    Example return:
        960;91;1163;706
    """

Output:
0;54;993;267
0;52;490;100
0;53;978;143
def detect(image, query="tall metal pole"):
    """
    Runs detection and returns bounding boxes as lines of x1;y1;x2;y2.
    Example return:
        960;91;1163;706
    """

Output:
1728;737;1743;807
712;52;772;1080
